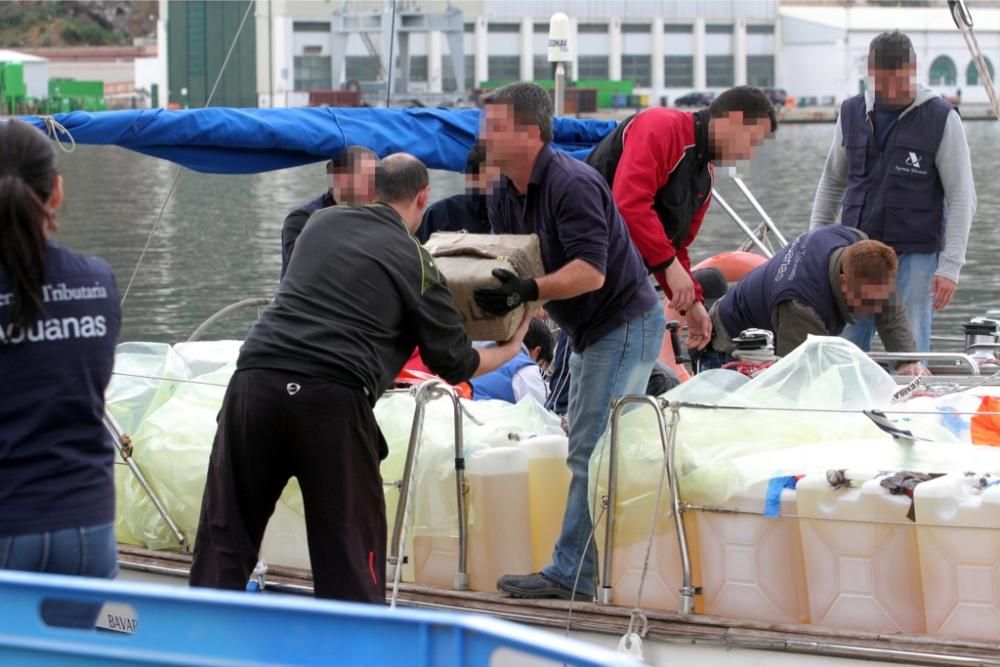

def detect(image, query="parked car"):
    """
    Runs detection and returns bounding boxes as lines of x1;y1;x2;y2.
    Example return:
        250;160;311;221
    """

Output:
674;91;714;108
763;87;788;107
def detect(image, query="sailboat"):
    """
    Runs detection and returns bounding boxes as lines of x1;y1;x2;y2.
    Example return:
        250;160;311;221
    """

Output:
11;0;1000;663
15;100;1000;667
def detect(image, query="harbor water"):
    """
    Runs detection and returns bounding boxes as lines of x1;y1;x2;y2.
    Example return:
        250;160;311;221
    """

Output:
54;120;999;345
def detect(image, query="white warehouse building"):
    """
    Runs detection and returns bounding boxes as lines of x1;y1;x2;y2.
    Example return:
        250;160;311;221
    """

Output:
781;3;1000;106
254;0;779;107
249;1;999;109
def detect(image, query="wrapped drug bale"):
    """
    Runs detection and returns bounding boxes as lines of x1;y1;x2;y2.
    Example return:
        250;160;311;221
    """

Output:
424;232;545;341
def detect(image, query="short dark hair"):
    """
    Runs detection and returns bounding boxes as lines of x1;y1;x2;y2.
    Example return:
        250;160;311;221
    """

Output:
524;319;555;366
375;153;429;202
482;82;554;142
708;86;778;133
869;31;916;71
327;145;377;174
465;141;487;176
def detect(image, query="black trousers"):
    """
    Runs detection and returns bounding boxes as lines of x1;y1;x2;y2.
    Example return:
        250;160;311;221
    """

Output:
189;368;387;603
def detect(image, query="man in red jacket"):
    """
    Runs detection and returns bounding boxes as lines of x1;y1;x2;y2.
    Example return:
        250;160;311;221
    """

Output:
586;86;776;349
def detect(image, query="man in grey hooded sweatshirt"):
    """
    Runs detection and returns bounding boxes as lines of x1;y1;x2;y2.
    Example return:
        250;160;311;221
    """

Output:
809;30;976;355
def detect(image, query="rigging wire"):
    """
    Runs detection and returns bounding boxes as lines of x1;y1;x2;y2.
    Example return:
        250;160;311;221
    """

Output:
949;0;1000;118
119;0;257;307
385;0;398;108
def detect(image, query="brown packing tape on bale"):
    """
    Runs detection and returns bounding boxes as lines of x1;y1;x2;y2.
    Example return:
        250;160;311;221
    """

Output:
424;232;547;341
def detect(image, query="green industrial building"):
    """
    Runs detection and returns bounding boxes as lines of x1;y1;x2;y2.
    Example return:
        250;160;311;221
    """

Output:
166;0;257;108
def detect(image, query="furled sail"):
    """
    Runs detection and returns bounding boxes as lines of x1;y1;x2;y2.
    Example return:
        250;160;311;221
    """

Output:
21;107;618;174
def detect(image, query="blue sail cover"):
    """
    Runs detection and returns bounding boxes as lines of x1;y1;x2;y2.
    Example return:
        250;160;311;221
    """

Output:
21;107;618;174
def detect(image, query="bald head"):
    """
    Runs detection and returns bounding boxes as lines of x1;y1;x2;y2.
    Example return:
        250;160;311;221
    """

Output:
375;153;429;203
375;153;431;233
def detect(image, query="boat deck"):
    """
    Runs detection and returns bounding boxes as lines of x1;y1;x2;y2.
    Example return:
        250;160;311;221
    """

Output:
117;546;1000;667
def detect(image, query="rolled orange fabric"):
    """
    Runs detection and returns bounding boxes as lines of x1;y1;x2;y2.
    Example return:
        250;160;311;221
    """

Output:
971;395;1000;446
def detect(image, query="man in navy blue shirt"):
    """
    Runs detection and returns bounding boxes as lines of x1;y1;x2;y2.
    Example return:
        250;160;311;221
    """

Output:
474;83;664;601
415;141;496;243
280;145;378;278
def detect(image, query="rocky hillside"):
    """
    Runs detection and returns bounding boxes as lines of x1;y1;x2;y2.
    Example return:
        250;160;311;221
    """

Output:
0;1;158;48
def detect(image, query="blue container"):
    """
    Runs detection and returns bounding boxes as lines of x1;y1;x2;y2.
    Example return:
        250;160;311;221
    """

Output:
611;94;628;108
0;570;640;666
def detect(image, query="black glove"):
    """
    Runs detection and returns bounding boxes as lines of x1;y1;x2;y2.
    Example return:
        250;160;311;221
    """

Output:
473;268;539;316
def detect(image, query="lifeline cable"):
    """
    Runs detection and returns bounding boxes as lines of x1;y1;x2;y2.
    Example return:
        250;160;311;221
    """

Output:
106;365;1000;416
388;429;421;609
621;408;679;652
384;0;398;108
110;370;228;388
119;0;256;307
564;504;606;638
563;411;611;639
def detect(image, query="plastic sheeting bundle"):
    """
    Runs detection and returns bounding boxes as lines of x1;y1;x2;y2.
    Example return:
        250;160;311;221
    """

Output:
106;342;563;553
590;336;1000;531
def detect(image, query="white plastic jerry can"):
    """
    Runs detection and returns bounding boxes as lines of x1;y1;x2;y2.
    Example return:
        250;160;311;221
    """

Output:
466;446;533;593
260;498;312;572
913;472;1000;641
411;455;462;589
796;472;926;634
695;479;810;624
520;435;571;571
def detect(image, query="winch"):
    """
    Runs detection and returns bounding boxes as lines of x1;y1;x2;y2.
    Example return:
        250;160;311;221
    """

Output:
962;316;1000;362
732;328;777;363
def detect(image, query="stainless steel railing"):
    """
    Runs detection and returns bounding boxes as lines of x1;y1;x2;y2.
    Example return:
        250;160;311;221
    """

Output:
387;380;473;591
104;410;188;551
598;395;695;615
868;351;981;375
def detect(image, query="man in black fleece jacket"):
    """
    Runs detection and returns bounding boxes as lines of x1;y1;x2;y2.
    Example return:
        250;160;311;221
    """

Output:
191;153;531;603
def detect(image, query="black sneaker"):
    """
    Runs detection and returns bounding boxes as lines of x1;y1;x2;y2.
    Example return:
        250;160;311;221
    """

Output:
496;572;592;601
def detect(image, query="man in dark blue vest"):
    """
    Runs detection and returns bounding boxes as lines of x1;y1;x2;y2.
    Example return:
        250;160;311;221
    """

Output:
701;226;925;376
810;31;976;354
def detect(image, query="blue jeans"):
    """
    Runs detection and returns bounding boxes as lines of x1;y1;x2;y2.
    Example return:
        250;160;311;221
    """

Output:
541;306;665;596
842;252;937;354
0;522;118;628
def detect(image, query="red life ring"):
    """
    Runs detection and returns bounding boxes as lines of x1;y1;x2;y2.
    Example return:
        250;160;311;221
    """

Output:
691;251;767;283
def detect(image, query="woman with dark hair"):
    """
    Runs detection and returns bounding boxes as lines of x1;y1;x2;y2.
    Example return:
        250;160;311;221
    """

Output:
0;119;121;626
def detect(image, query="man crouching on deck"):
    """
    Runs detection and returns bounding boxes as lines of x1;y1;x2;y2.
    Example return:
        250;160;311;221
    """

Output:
189;153;532;603
699;226;926;376
475;83;664;601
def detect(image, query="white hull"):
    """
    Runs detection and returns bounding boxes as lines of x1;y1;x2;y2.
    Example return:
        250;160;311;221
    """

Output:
113;546;996;667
